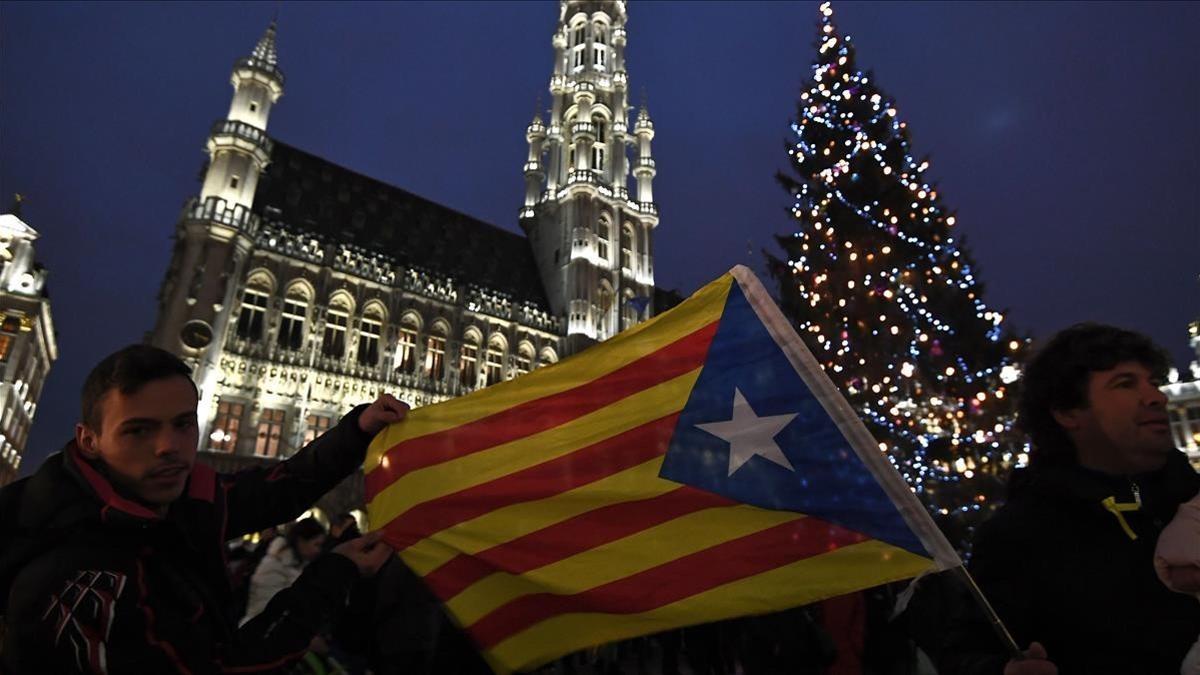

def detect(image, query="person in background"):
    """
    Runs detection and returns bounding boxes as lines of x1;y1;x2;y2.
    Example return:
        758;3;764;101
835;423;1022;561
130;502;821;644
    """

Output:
939;323;1200;674
242;518;328;624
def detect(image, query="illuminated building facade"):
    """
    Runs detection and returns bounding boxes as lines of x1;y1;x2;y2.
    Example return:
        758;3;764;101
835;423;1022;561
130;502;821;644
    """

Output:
148;2;663;514
0;209;58;487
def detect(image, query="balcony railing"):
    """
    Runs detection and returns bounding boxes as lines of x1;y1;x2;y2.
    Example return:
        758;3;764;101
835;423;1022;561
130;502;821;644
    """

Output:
186;196;259;233
570;121;596;138
210;119;273;153
634;157;656;170
566;170;599;186
637;201;659;216
233;56;285;87
523;160;543;173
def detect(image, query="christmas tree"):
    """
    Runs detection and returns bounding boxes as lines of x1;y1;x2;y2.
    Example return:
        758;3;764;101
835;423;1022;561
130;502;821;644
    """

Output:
769;2;1029;549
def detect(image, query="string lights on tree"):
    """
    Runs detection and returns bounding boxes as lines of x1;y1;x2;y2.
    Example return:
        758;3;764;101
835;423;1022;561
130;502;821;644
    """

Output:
770;1;1030;548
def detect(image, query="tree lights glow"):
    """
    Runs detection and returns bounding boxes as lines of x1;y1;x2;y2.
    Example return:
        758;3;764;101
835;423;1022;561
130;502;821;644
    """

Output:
770;2;1030;547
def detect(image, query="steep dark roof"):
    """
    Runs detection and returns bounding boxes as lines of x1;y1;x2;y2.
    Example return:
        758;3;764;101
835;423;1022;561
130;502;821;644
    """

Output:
251;140;549;309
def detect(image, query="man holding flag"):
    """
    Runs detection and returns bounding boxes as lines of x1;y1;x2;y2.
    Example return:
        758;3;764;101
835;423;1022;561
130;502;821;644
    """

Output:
365;266;967;673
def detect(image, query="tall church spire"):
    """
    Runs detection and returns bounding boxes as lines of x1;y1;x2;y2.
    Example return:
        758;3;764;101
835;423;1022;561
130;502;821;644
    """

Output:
250;21;280;70
198;20;284;207
152;18;285;427
521;0;659;349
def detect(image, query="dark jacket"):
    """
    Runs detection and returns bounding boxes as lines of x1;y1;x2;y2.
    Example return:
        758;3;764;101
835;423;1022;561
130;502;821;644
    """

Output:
939;449;1200;675
0;405;373;674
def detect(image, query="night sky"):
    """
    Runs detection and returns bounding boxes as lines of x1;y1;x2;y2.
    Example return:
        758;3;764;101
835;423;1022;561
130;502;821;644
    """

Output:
2;1;1197;475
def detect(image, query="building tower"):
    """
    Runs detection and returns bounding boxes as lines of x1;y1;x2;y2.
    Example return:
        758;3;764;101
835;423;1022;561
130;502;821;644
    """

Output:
0;204;58;486
520;0;658;352
149;21;284;428
1164;317;1200;462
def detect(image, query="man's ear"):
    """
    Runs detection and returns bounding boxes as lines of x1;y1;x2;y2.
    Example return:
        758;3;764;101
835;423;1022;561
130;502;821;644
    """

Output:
76;423;100;459
1051;408;1082;433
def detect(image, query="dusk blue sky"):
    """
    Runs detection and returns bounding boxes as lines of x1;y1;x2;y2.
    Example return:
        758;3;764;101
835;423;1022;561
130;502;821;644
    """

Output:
2;1;1197;474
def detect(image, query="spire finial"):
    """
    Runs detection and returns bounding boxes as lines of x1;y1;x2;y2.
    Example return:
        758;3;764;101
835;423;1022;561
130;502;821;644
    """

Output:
251;18;279;68
9;193;25;218
533;93;544;124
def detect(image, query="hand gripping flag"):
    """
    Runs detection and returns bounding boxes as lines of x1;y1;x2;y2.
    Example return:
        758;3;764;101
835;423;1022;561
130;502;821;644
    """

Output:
364;266;960;673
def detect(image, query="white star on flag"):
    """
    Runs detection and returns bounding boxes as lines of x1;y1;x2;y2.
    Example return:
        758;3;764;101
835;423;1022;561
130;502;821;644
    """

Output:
695;388;798;476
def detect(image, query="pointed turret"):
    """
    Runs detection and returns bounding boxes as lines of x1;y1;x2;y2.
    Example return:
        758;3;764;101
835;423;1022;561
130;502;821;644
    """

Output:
632;102;655;207
520;0;658;348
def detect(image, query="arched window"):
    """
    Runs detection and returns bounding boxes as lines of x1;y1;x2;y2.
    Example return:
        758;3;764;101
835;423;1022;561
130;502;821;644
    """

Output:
394;313;420;373
514;342;535;378
485;335;507;386
592;116;607;172
570;22;587;69
597;217;611;261
592;43;607;70
460;330;481;387
538;347;558;369
322;293;353;358
620;223;634;270
235;272;274;341
277;284;310;351
597;284;614;340
357;304;385;366
424;320;449;380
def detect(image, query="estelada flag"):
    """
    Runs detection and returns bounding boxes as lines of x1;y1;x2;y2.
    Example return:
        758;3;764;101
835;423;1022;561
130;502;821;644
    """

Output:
365;265;960;673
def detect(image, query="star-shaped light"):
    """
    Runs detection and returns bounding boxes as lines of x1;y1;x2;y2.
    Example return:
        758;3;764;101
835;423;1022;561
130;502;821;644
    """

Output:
695;388;798;476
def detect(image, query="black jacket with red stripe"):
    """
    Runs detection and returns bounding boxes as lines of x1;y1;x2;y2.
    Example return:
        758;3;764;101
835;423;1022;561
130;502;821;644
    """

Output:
0;405;373;674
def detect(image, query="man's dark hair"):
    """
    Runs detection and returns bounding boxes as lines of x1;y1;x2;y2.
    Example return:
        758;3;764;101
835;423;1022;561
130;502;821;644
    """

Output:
81;344;195;430
1018;323;1170;465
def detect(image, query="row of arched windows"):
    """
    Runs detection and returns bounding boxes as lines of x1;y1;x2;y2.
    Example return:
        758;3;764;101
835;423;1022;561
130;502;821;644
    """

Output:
596;216;649;270
233;271;557;387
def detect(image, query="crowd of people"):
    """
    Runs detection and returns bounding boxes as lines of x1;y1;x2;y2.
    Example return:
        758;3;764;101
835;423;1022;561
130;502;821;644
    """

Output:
0;321;1197;674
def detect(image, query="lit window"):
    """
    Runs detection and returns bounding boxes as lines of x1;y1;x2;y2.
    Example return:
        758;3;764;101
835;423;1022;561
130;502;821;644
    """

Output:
358;311;383;366
394;318;417;373
597;219;610;260
255;408;285;458
620;224;634;269
236;288;269;341
424;329;447;380
210;400;244;453
514;345;533;378
485;338;506;386
322;307;348;358
303;414;332;446
277;297;307;351
460;337;479;387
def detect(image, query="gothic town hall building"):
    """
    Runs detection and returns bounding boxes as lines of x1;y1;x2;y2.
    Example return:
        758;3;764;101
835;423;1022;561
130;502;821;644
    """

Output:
149;1;668;513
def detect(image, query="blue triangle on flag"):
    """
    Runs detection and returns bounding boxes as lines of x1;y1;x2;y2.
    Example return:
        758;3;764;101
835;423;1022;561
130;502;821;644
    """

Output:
660;280;927;556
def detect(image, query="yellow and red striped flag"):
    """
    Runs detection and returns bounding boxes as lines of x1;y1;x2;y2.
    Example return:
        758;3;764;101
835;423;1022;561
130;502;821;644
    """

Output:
365;266;959;673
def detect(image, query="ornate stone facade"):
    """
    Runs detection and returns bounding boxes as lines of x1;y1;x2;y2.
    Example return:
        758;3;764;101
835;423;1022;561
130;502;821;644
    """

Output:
0;210;57;487
149;2;659;516
1164;319;1200;464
